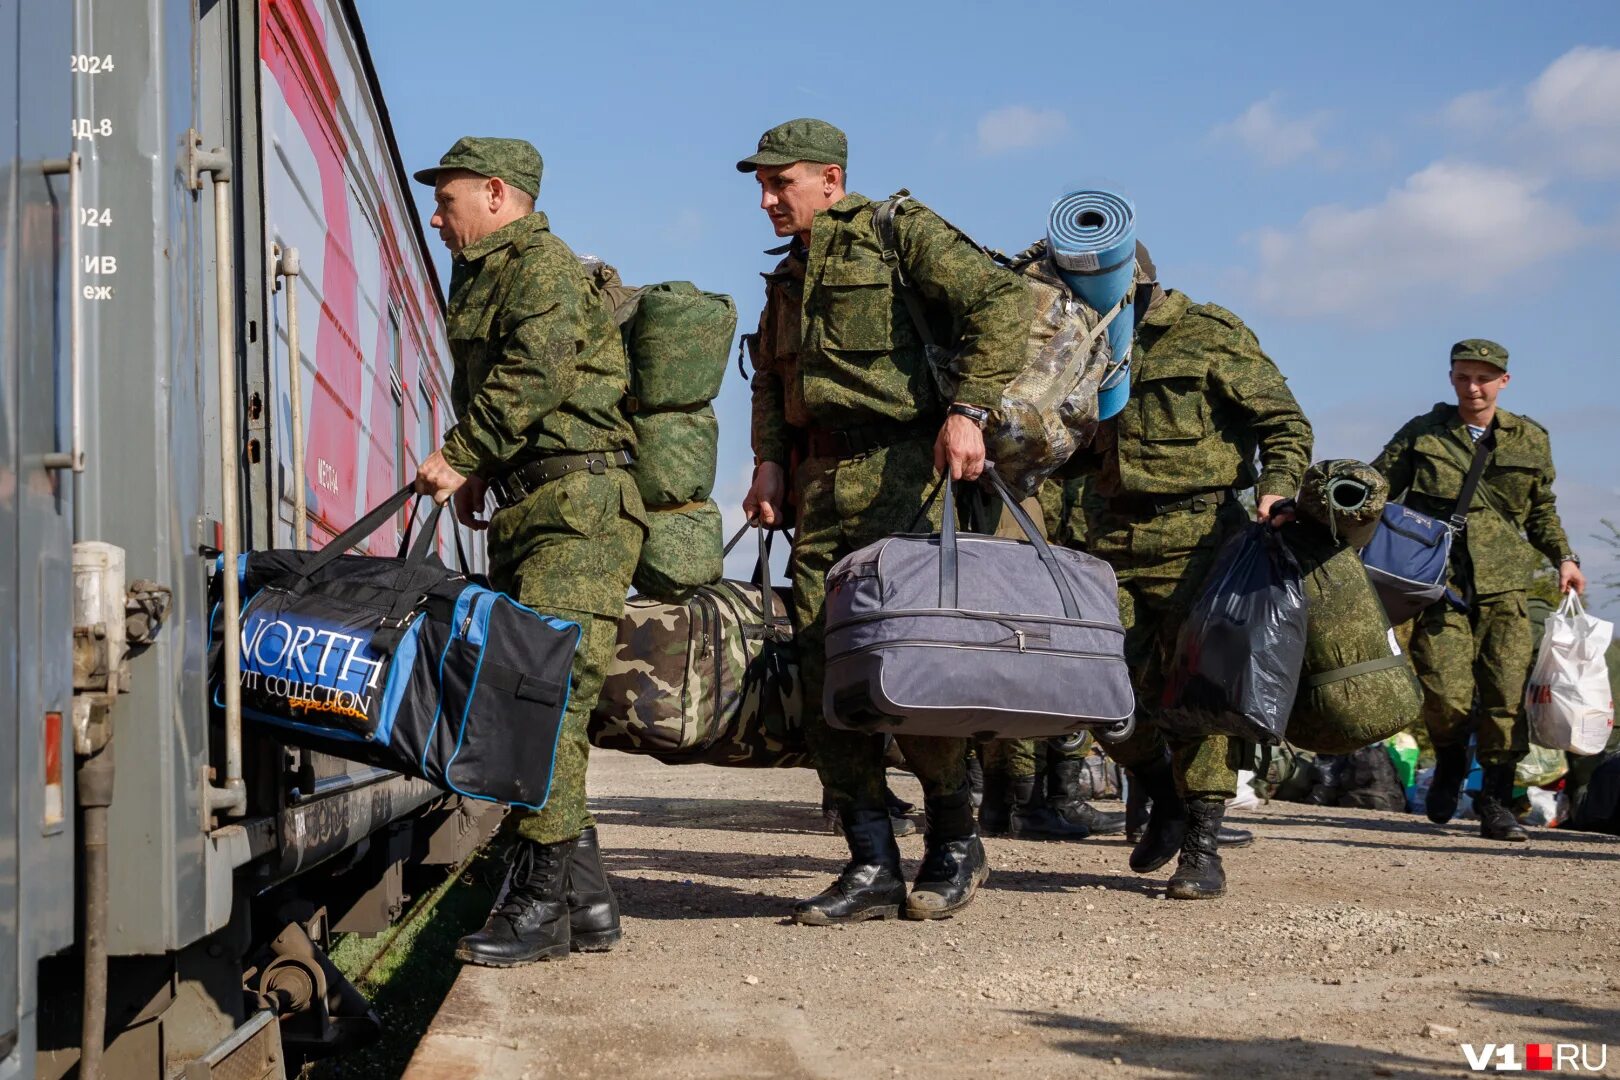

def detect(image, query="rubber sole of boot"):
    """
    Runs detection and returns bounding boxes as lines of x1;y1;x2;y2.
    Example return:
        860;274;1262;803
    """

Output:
1218;830;1255;849
1165;878;1226;900
904;862;990;921
1480;824;1530;843
791;902;903;927
570;928;623;952
1008;822;1093;842
454;940;571;967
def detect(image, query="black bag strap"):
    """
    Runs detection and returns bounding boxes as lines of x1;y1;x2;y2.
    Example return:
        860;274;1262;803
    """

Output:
296;483;421;581
932;470;1083;620
1449;429;1495;531
724;519;789;635
873;194;938;350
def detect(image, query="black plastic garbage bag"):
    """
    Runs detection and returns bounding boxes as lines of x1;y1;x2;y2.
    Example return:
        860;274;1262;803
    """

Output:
1160;523;1307;745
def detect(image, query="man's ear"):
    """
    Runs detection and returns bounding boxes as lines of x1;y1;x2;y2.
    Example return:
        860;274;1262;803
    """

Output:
1498;371;1511;390
823;164;843;193
486;175;506;213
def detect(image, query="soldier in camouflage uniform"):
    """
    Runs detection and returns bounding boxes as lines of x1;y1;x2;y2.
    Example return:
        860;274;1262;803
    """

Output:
739;118;1028;924
412;138;646;965
1372;339;1585;843
1068;247;1312;900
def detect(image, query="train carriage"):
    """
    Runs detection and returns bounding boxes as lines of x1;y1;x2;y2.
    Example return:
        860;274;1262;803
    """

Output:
2;1;489;1076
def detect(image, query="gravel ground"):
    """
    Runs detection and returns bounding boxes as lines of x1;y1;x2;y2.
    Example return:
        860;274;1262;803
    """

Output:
404;751;1620;1080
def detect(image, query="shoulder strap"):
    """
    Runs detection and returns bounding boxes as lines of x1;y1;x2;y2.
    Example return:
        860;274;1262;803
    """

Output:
1450;429;1495;530
872;195;937;349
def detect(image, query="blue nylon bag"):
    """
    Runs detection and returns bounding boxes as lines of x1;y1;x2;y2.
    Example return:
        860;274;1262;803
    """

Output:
1360;502;1454;625
210;485;580;809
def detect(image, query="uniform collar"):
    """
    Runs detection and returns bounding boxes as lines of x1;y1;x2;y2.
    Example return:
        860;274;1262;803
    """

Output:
1138;288;1190;330
826;191;872;217
457;211;550;264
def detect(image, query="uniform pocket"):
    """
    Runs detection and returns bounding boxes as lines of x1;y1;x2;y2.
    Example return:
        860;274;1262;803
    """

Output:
1486;449;1540;508
816;257;894;352
1137;356;1209;443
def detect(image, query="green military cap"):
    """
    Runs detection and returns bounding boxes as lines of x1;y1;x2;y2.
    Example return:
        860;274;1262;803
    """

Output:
736;118;847;173
1450;338;1509;370
413;136;542;199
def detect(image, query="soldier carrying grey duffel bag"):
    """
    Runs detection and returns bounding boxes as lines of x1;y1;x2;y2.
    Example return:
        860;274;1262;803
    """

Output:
822;469;1135;740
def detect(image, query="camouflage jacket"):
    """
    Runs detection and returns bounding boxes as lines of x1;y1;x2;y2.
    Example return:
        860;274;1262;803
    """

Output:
439;213;634;477
1372;403;1572;596
749;192;1028;465
1076;289;1312;501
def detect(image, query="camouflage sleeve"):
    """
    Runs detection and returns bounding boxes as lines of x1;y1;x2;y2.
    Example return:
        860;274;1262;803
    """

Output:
440;253;583;475
1207;323;1313;499
748;303;793;466
1370;422;1418;502
447;359;469;442
895;204;1029;410
1524;453;1574;563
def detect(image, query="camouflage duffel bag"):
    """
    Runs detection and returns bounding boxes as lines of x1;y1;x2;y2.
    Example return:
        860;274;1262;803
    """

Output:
629;404;719;508
632;499;724;601
1283;523;1423;754
622;281;736;411
590;524;810;768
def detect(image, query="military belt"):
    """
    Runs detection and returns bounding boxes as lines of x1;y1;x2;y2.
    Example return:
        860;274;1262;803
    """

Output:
1107;488;1233;518
489;449;634;510
804;420;934;460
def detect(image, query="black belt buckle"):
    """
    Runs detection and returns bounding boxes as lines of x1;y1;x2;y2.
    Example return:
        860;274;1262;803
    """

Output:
491;473;525;509
1189;496;1209;513
588;455;607;475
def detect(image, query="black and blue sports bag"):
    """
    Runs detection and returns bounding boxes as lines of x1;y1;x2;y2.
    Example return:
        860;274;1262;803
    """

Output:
210;486;580;809
1361;433;1492;625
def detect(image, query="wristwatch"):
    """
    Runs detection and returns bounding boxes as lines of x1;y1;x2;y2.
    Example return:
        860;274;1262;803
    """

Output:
1561;554;1581;567
947;402;990;429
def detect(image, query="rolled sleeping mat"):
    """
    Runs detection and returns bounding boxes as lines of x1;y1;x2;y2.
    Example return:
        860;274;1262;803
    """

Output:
1296;458;1389;549
632;498;725;600
1047;189;1136;419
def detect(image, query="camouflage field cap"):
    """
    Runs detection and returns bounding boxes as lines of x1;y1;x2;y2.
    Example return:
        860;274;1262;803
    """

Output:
1450;338;1509;371
736;118;847;173
413;136;542;199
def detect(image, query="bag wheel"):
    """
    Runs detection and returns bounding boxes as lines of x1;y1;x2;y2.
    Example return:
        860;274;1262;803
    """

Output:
1097;714;1136;745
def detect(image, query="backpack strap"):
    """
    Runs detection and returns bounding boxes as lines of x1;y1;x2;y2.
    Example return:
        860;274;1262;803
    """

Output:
1449;429;1495;531
872;193;939;349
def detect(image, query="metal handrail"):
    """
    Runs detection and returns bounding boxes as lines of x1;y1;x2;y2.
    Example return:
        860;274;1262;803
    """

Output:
42;152;83;474
273;245;307;549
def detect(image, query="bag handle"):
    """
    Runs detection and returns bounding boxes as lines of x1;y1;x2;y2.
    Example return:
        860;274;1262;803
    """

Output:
931;470;1083;620
1449;429;1495;531
723;519;789;633
296;483;424;581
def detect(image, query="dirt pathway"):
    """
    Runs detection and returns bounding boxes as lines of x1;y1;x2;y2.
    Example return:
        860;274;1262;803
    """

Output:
404;752;1620;1079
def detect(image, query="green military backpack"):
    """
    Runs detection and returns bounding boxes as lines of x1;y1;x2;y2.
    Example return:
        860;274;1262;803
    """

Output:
872;197;1128;497
1282;518;1424;754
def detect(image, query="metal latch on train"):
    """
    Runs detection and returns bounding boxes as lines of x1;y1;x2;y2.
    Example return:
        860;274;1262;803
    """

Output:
72;542;171;754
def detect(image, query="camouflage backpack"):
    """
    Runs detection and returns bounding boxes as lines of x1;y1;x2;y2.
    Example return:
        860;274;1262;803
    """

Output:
589;525;810;768
872;196;1126;497
1283;518;1423;755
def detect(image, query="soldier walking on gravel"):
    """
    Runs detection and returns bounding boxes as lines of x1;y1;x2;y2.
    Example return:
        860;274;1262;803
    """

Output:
1063;247;1312;900
413;137;647;965
738;118;1028;924
1372;339;1585;843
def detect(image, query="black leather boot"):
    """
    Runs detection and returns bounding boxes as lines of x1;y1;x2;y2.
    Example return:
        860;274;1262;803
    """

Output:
793;808;908;925
456;837;574;966
1008;775;1093;840
1426;743;1470;824
906;787;989;920
978;771;1012;836
566;826;620;952
1125;774;1150;844
1166;799;1227;900
1049;759;1128;835
1128;755;1187;874
823;787;917;838
1476;763;1529;843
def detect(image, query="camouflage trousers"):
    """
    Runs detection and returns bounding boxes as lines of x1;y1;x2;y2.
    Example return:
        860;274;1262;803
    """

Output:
791;435;968;814
981;735;1088;780
1085;499;1250;801
1410;588;1531;767
487;469;646;845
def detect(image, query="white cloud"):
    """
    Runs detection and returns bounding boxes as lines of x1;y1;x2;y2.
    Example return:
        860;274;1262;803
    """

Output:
1437;88;1509;136
1211;96;1334;167
1526;45;1620;176
1249;161;1584;318
975;105;1068;156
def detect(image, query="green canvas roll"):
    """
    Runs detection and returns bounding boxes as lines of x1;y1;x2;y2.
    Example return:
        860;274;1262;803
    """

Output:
1284;523;1423;754
630;405;719;508
624;282;736;411
1296;458;1388;550
633;499;725;600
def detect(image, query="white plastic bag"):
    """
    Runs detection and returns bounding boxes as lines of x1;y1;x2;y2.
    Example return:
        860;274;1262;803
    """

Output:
1526;592;1615;756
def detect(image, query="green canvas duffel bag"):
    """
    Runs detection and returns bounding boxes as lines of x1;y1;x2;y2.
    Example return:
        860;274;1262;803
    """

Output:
622;281;736;412
629;405;719;508
590;525;810;768
1283;521;1423;754
632;499;724;601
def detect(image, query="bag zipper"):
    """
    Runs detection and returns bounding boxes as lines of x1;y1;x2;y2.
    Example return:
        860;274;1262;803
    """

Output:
829;638;1123;663
827;608;1122;635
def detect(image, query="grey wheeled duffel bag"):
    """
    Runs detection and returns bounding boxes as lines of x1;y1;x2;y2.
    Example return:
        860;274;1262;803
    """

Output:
822;471;1135;740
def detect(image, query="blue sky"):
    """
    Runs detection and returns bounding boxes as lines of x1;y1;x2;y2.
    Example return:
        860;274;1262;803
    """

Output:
359;0;1620;612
